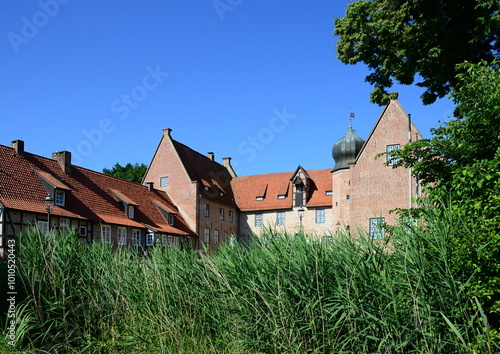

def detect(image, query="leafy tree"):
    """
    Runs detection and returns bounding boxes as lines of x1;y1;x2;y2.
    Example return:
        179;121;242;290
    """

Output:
334;0;499;105
390;60;500;330
102;162;147;184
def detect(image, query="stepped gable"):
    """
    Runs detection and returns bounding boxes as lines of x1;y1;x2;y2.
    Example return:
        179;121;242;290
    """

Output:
172;139;237;208
0;144;193;235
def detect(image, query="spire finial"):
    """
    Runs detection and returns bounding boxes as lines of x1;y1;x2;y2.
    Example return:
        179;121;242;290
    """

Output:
349;110;355;128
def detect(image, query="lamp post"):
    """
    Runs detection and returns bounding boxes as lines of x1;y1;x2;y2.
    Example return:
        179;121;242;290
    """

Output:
297;206;305;235
45;195;54;233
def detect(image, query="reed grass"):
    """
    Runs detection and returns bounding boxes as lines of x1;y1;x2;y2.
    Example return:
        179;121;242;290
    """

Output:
1;208;498;353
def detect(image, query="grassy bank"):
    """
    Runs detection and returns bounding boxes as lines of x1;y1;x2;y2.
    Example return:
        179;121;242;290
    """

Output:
1;211;498;353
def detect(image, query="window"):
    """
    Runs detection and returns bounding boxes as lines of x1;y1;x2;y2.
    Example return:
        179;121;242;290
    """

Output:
316;209;325;223
117;227;127;246
128;205;135;219
277;194;286;199
146;233;154;246
101;225;112;244
220;208;224;221
132;229;141;246
204;228;210;243
386;144;401;166
168;235;173;246
255;213;263;227
346;195;350;200
325;191;333;196
168;213;175;226
38;220;48;235
276;211;285;226
55;190;65;206
369;218;385;239
59;218;70;230
204;203;210;217
229;210;234;223
79;225;87;237
223;231;229;243
160;176;169;187
256;196;264;201
214;230;220;244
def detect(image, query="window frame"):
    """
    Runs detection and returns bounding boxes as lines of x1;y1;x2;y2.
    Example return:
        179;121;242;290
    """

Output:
276;211;285;226
386;144;401;166
229;210;234;223
128;205;135;219
315;209;325;224
132;229;141;246
369;217;385;239
204;203;210;217
204;228;210;243
55;189;65;206
219;208;224;221
160;176;169;187
38;220;49;235
117;227;127;246
101;225;112;244
255;213;263;227
214;229;220;244
146;233;154;246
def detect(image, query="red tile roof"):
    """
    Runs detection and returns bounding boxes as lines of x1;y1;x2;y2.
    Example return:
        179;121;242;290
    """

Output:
172;139;237;208
0;144;193;236
231;172;294;211
231;168;332;211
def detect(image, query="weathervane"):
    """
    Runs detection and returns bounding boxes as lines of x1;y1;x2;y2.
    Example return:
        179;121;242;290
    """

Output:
349;109;355;127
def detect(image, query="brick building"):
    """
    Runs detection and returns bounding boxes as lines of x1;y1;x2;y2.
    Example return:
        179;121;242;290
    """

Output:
144;99;421;246
1;100;421;253
0;140;195;256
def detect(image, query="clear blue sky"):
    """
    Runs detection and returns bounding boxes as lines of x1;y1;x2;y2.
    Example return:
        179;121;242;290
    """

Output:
1;1;454;177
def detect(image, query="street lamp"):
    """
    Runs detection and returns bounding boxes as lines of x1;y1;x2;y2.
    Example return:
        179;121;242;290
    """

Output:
45;195;54;232
297;206;305;234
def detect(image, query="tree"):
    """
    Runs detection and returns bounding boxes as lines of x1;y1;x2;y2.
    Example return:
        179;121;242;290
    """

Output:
334;0;499;105
390;60;500;329
102;162;147;184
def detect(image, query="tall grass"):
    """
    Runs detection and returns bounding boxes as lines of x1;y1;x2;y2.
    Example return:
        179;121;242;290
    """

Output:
1;208;497;353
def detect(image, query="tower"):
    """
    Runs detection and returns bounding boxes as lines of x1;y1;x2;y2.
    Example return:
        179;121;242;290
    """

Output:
331;120;365;231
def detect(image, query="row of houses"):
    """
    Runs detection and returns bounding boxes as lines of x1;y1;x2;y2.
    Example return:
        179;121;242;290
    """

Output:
0;100;421;254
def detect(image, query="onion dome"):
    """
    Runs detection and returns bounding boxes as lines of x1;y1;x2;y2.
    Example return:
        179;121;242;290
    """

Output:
332;122;365;171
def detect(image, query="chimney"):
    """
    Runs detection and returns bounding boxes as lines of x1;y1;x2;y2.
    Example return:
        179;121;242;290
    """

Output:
163;128;172;136
52;151;72;174
11;140;24;155
222;157;237;178
207;152;215;161
144;182;154;191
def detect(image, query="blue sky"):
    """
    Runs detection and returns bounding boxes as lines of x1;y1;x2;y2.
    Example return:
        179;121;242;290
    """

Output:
1;1;454;177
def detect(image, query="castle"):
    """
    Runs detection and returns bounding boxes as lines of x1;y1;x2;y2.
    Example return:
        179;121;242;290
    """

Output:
0;100;421;253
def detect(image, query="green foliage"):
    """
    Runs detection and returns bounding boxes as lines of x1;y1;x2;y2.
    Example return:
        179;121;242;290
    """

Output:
102;162;147;184
2;223;499;352
334;0;500;104
387;60;500;331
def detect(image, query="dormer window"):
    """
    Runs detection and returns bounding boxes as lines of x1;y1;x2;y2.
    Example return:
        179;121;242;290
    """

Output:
325;191;333;196
128;205;135;219
55;189;65;206
168;213;174;226
277;195;286;199
256;196;264;201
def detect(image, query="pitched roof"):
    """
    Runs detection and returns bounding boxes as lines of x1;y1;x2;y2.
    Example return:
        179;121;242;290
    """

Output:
231;168;333;211
231;172;293;211
172;139;237;207
0;144;193;236
305;169;333;207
